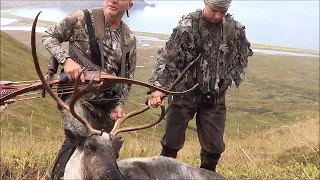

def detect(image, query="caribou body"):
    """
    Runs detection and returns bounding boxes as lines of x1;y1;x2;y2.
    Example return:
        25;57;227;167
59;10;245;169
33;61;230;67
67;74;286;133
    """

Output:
62;129;225;180
31;11;225;180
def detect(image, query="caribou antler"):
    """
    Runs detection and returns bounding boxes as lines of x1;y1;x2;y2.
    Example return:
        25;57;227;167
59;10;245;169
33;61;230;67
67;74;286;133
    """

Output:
68;69;104;135
110;104;165;136
31;11;200;137
110;52;202;135
32;11;103;136
31;11;167;137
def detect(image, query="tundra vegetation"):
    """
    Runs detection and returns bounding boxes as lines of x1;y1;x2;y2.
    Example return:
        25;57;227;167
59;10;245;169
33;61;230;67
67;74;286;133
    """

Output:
0;25;319;179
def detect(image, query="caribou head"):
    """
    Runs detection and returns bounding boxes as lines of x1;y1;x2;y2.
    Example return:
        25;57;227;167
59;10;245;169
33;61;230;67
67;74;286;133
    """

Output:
64;129;124;179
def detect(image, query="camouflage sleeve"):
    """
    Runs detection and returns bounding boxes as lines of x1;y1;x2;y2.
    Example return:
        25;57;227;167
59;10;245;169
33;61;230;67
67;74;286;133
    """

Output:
115;37;137;106
41;10;84;64
148;17;194;89
238;24;253;57
232;22;253;87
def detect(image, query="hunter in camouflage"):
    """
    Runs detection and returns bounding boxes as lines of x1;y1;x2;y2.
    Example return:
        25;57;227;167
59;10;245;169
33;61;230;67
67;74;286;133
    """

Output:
42;0;136;179
42;9;136;108
148;0;252;172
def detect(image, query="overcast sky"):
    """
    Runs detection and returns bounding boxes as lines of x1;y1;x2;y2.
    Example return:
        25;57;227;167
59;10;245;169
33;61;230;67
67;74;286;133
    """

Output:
1;0;319;50
226;1;319;50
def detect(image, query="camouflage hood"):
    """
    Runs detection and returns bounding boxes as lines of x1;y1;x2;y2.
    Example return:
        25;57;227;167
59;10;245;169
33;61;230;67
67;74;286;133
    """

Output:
148;9;252;96
192;10;253;94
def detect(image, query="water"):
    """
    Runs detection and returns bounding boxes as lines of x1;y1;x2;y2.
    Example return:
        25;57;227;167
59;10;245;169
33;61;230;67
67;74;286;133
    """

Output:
252;49;319;58
0;26;47;32
135;35;166;41
1;18;18;26
1;1;319;51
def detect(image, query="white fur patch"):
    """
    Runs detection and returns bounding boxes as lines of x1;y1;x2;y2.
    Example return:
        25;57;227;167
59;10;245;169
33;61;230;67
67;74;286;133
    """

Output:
64;148;84;179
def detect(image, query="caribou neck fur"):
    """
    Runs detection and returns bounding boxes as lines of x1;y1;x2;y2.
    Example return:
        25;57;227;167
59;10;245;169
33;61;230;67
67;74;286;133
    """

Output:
63;129;225;180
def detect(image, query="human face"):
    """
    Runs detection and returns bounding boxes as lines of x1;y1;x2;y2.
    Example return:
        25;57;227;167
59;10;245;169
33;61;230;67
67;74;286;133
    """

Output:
203;3;228;23
104;0;133;18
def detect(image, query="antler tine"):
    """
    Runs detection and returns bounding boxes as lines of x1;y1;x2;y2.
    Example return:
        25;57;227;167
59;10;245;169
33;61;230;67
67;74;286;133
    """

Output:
32;12;102;136
111;104;166;136
68;69;103;136
31;11;70;111
110;54;202;136
110;106;149;135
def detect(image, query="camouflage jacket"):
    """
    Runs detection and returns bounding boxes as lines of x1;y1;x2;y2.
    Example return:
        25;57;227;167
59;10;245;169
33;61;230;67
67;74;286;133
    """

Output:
42;8;137;106
148;9;252;98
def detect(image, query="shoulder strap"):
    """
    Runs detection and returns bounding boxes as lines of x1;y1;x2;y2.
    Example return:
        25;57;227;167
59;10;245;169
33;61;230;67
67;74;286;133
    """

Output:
118;22;132;78
70;42;101;71
92;8;105;69
120;24;131;78
92;8;105;38
85;8;131;78
83;9;102;67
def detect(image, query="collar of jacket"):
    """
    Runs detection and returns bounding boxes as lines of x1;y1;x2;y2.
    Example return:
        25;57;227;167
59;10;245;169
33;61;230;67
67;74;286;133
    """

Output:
120;21;135;48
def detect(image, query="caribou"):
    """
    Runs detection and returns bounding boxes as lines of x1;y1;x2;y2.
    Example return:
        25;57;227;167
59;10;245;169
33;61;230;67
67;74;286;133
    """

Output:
31;11;225;180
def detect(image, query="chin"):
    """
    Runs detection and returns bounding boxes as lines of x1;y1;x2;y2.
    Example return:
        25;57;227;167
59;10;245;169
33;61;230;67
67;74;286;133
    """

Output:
211;19;222;23
106;12;119;18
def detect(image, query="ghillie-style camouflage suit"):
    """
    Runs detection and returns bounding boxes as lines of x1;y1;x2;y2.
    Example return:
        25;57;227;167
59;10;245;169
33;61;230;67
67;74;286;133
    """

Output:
42;8;136;179
148;9;252;172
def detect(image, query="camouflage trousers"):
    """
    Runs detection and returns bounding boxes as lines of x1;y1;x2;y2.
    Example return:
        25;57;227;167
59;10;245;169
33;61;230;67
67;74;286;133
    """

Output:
51;98;115;180
160;91;226;172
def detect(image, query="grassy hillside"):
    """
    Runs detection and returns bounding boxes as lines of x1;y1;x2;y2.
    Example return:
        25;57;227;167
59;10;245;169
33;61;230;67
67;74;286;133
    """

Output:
0;31;63;135
1;29;319;139
0;31;161;137
0;31;319;179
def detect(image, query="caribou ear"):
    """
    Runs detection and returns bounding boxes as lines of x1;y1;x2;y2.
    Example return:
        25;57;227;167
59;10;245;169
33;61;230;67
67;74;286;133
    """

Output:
65;129;85;147
110;135;124;158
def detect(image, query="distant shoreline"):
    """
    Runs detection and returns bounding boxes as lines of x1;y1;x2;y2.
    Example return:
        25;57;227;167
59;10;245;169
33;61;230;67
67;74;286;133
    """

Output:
131;31;319;56
1;14;319;57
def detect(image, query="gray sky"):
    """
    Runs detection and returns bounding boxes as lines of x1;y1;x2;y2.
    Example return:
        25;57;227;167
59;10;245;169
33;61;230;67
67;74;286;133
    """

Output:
1;0;319;50
227;1;319;50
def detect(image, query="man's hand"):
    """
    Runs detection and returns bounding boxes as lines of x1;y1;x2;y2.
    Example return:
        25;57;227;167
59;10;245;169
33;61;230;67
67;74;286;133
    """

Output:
63;58;85;82
110;105;124;121
147;90;164;108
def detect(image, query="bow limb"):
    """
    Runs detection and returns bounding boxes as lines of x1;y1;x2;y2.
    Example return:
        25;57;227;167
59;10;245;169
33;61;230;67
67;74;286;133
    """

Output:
97;71;197;95
98;52;201;95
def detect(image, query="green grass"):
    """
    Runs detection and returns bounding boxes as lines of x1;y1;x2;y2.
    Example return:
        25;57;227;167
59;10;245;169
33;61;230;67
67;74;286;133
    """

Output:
1;117;318;179
0;30;162;136
0;28;319;179
2;29;319;136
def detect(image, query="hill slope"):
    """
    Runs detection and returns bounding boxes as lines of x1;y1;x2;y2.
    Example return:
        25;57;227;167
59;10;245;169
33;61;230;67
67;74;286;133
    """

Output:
0;31;319;180
0;31;161;138
1;31;63;135
1;30;319;137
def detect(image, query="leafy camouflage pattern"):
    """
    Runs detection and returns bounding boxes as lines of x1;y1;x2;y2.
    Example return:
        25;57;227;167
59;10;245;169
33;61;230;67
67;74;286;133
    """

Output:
42;9;137;106
148;9;253;98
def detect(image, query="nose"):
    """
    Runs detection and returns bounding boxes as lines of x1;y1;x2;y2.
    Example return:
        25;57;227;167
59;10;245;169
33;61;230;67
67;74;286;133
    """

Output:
215;12;222;20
